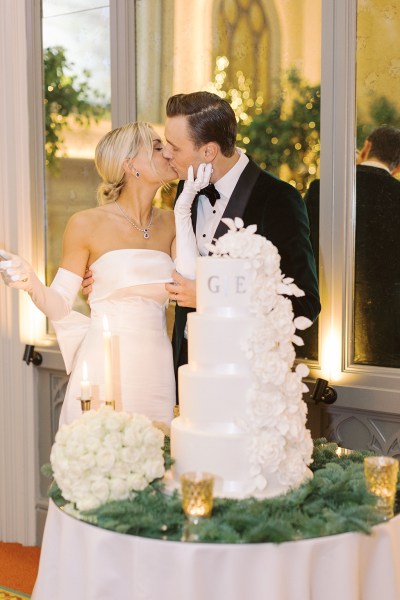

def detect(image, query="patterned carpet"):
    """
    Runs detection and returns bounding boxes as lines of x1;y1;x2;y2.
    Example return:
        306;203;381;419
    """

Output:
0;587;30;599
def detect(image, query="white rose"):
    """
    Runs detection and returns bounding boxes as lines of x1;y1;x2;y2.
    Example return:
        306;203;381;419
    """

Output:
78;452;96;471
91;478;110;504
127;473;148;491
109;478;130;500
142;458;165;481
142;426;164;448
76;494;99;512
103;431;123;449
95;447;116;472
84;435;102;453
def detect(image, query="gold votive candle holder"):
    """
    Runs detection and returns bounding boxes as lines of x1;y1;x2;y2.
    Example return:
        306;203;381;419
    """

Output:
105;400;115;410
336;446;353;457
364;456;399;520
180;472;214;519
80;398;92;412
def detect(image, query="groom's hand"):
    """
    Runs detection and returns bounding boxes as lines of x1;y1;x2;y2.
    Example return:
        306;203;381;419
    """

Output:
82;268;93;296
166;270;196;308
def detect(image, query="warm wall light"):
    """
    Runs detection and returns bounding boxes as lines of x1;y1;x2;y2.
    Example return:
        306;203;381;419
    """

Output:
19;294;45;345
321;329;341;381
22;344;43;366
311;378;337;404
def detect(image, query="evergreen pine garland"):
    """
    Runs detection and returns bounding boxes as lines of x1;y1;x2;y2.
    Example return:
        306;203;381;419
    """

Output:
44;439;399;544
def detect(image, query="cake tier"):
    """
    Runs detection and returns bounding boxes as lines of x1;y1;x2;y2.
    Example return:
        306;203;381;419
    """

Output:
187;312;256;371
170;418;291;498
196;256;252;315
178;365;251;428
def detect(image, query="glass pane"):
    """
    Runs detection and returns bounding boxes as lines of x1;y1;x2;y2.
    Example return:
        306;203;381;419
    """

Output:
135;0;321;359
42;0;111;317
353;0;400;367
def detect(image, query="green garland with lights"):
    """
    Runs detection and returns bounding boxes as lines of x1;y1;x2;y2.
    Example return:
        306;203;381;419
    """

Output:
44;439;399;544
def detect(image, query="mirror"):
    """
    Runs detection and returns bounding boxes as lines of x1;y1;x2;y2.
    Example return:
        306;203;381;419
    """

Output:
353;0;400;368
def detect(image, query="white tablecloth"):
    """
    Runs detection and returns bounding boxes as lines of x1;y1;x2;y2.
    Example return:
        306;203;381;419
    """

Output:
32;501;400;600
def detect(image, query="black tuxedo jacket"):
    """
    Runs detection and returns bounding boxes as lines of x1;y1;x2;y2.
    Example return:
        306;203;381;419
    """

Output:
173;157;320;375
304;165;400;366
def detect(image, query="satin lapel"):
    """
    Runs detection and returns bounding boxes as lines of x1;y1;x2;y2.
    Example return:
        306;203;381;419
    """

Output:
191;195;199;232
213;158;261;241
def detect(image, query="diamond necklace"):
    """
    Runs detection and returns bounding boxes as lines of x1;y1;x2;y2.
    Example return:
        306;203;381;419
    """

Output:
115;201;154;239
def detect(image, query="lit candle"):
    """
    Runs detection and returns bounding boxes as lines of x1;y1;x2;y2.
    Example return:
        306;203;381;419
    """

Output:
80;360;91;400
103;315;113;402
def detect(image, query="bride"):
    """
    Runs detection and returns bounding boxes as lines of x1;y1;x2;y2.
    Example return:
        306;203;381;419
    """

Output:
0;121;208;426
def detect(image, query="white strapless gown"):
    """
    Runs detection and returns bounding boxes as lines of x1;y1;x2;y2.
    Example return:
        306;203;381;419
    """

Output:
54;249;175;427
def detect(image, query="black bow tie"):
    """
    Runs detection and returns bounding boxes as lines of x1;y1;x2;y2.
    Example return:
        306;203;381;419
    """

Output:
198;183;220;207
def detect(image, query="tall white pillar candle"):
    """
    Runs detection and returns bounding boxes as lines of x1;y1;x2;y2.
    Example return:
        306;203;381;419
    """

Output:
103;315;113;401
80;360;91;400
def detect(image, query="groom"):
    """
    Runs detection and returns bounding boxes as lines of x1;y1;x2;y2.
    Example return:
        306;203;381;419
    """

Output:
163;92;320;376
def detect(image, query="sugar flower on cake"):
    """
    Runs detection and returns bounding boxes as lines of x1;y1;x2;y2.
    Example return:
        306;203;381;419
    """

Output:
207;218;314;496
50;406;165;511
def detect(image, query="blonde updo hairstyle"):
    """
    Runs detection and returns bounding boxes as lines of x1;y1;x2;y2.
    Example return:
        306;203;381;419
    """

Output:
95;122;155;204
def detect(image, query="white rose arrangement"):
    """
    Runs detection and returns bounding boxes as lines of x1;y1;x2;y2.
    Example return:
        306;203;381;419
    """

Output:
50;406;165;511
208;217;314;494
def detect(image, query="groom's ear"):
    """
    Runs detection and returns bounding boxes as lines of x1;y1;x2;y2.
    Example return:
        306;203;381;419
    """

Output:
203;142;218;162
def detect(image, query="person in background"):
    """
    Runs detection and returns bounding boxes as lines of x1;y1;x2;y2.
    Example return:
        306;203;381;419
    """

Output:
304;124;400;367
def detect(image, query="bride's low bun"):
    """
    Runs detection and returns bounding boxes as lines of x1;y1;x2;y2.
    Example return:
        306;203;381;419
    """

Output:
97;180;124;205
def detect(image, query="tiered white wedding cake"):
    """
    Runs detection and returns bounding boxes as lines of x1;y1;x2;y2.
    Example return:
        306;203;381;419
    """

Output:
170;218;314;498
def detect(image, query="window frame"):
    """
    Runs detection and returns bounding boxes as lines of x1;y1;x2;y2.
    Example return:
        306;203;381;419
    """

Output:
27;0;400;411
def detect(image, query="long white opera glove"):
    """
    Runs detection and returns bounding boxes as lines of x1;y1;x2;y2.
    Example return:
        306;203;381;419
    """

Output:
0;249;82;321
174;163;212;279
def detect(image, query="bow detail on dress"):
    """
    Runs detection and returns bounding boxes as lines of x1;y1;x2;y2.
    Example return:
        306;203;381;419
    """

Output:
52;311;91;374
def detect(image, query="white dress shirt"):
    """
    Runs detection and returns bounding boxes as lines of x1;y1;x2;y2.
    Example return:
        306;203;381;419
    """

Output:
196;149;249;255
360;160;391;174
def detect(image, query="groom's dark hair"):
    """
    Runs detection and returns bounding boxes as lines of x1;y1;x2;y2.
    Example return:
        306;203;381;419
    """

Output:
367;125;400;171
166;92;237;157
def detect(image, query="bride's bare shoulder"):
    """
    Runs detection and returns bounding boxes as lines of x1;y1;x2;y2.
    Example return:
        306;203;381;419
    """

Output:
65;205;115;227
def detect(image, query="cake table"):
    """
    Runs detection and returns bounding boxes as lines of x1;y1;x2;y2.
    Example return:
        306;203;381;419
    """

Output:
31;500;400;600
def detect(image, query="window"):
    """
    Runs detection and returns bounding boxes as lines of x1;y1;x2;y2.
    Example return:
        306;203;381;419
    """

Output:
135;0;321;358
42;0;112;315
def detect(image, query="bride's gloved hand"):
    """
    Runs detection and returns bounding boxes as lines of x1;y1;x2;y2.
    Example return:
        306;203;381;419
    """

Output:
0;249;82;321
174;163;213;215
0;250;36;290
174;163;212;280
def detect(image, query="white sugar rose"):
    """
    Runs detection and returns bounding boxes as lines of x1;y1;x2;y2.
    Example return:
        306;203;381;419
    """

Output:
208;218;313;494
249;430;285;468
258;353;288;386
